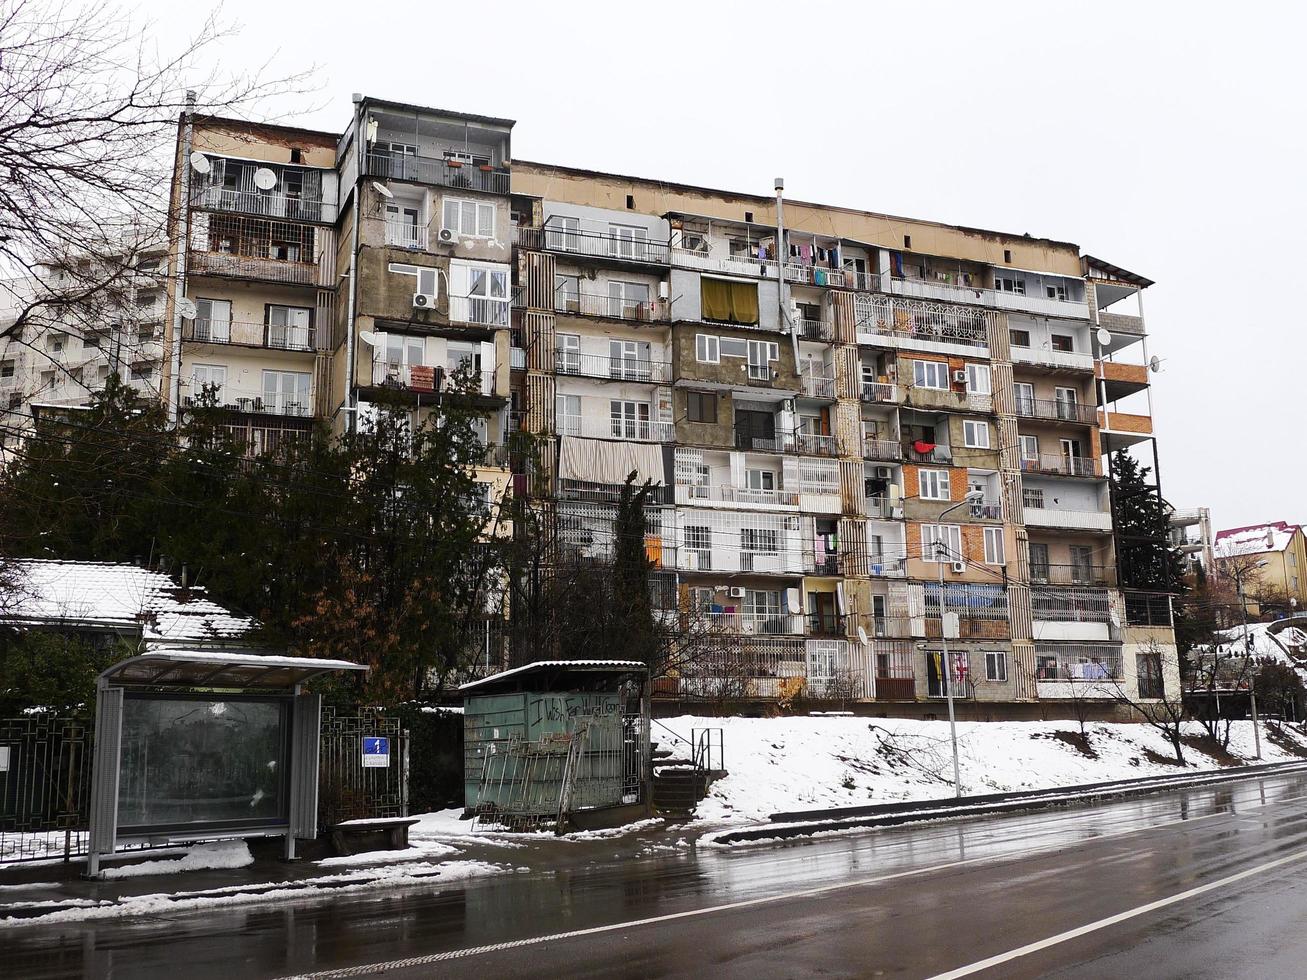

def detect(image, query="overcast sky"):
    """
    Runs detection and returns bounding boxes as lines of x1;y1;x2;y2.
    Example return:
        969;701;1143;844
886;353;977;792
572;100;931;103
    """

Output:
136;0;1303;533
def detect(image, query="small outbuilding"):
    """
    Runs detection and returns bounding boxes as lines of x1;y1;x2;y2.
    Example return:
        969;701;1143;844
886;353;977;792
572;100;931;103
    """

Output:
461;660;650;831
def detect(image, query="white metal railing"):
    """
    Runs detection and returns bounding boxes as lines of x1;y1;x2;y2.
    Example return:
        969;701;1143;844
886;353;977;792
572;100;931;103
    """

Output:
182;383;312;418
1021;507;1113;531
184;319;314;352
384;219;428;250
1021;454;1102;478
671;245;778;278
676;484;800;507
785;263;846;287
556;415;675;443
1031;588;1114;623
801;371;836;399
371;360;494;396
555;292;666;322
1010;346;1094;372
449;295;510;328
863;438;902;461
854;294;991;348
554;350;670;384
860;381;898;403
701;611;806;636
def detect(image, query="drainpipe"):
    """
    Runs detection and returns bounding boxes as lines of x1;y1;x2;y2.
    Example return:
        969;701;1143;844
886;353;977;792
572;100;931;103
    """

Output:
343;93;364;433
168;92;196;424
775;178;797;365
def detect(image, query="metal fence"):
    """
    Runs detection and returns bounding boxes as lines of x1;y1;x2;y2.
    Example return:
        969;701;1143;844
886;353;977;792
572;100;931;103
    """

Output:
0;716;92;864
317;708;409;828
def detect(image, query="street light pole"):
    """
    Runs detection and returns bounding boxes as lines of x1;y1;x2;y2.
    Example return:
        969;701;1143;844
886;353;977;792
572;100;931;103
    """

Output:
935;491;985;798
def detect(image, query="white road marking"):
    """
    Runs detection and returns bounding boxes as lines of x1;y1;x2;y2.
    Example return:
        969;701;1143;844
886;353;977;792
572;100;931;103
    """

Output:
282;781;1307;979
925;845;1307;979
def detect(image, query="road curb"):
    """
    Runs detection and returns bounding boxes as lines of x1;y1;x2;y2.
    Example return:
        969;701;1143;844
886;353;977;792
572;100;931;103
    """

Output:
709;759;1307;846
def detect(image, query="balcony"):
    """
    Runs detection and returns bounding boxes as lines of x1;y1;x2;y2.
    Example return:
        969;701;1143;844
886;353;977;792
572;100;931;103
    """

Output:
796;318;834;342
906;388;993;414
384;218;428;251
555;291;667;323
558;415;675;443
701;611;806;636
541;219;670;266
856;295;991;351
1030;564;1117;587
923;617;1011;640
733;430;837;456
190;183;337;224
785;263;847;288
187;214;329;288
558;479;672;505
902;441;952;465
671;243;777;279
1031;588;1113;624
1021;507;1113;531
860;381;899;404
1010;346;1094;372
1015;397;1097;425
449;295;511;328
1124;591;1173;628
1097;410;1153;436
371;361;495;397
863;495;900;520
182;385;312;418
188;249;323;287
364;152;510;194
184;319;314;352
800;371;836;400
675;484;799;508
806;612;846;637
1035;645;1123;683
1021;454;1102;478
554;351;671;384
806;553;843;576
793;432;838;457
863;438;902;461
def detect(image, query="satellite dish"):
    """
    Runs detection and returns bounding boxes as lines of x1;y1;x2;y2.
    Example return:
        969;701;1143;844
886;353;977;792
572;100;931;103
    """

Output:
857;625;869;646
252;167;278;191
1096;327;1112;346
189;152;211;175
1148;355;1162;373
358;331;379;348
177;298;197;320
371;181;394;200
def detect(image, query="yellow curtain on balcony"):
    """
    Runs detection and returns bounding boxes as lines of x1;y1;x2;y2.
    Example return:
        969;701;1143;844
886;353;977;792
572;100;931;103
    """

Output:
701;278;759;325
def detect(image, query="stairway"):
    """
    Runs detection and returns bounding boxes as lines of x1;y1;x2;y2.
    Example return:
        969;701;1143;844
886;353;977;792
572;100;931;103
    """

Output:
650;740;715;818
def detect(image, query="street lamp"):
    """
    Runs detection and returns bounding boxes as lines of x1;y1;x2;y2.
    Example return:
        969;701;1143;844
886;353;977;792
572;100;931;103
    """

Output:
934;489;986;798
1230;559;1269;760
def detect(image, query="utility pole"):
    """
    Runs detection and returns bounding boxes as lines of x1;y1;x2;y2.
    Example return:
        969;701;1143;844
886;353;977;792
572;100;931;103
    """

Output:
935;491;984;798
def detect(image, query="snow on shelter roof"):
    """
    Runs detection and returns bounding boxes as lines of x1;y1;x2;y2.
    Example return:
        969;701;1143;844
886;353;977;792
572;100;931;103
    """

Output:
459;660;647;695
1214;522;1300;558
101;650;366;690
1;560;255;641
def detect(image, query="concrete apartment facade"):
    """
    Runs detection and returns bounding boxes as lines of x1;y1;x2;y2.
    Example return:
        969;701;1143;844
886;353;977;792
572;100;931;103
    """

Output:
146;97;1181;716
1214;521;1307;615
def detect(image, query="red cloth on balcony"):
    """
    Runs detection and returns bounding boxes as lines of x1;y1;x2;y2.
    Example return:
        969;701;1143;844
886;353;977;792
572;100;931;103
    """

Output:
913;440;936;454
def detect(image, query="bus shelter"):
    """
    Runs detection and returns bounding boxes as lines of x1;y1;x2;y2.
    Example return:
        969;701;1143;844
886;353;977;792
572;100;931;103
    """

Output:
86;649;366;877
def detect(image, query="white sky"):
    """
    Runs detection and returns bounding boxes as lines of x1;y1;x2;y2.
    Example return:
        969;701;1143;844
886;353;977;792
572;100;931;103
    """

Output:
132;0;1305;533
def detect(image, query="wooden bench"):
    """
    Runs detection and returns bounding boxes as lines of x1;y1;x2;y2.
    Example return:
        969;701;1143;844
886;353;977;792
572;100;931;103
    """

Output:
328;817;421;856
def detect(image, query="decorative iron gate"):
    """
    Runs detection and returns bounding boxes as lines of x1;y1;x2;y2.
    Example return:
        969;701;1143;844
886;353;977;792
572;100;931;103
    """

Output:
0;716;92;863
317;708;409;827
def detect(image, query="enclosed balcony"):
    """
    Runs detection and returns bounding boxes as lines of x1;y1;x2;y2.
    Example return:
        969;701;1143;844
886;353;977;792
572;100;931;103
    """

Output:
189;159;338;223
1021;507;1113;532
855;295;991;352
187;213;330;288
1035;643;1123;685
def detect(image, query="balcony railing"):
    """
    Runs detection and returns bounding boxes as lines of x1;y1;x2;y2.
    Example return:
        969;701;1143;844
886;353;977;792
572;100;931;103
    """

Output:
793;432;838;457
785;263;846;287
188;250;322;286
903;442;952;464
190;185;337;224
806;612;846;637
702;612;806;636
1030;564;1117;587
1015;397;1097;425
182;386;312;418
449;295;511;328
1031;588;1114;624
863;438;902;461
557;415;675;443
855;295;991;349
372;361;495;397
1035;647;1123;682
1011;346;1094;372
806;554;843;576
845;270;880;292
676;484;799;507
384;219;428;250
1021;507;1113;531
732;431;837;456
541;221;670;265
670;244;777;278
1021;454;1102;478
800;372;836;400
558;479;672;505
184;319;314;352
554;350;670;384
860;381;898;403
796;318;833;341
365;152;510;194
554;292;666;322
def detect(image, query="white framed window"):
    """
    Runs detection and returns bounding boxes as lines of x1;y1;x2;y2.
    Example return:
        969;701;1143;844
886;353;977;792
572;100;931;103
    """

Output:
443;148;490;167
608;223;649;259
379;332;425;368
921;524;963;562
190;363;227;393
918;468;951;500
1045;283;1067;301
985;651;1008;682
965;363;991;394
554;274;580;310
912;359;949;390
267;305;312;349
983;526;1006;565
546;215;580;251
1019;435;1039;462
745;469;776;491
389;262;439;297
695;334;719;363
195;298;232;343
996;276;1025;294
555;393;581;435
747;340;779;380
610;399;651;439
261;370;311;414
450;261;509;327
608;280;651;318
718;337;748;358
556;333;581;373
1014;382;1035;414
442;198;495;239
963;420;990;449
385;204;422;247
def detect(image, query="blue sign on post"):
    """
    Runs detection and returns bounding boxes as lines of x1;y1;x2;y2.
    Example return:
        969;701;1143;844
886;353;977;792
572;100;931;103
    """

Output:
362;736;390;768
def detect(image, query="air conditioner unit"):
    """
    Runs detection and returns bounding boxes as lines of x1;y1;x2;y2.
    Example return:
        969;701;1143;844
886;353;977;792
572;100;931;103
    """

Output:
412;293;436;309
951;561;966;574
437;227;457;244
728;586;746;599
952;370;968;384
874;466;892;479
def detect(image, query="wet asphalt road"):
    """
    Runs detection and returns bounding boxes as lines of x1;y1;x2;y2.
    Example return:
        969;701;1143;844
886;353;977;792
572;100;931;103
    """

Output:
9;769;1307;979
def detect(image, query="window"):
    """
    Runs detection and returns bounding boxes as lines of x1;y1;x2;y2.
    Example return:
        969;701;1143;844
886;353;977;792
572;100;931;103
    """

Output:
983;527;1006;565
741;527;779;554
609;340;651;380
701;278;759;325
918;468;951;500
1054;387;1079;420
267;305;311;349
718;337;748;358
1051;334;1074;353
1023;487;1045;510
985;651;1008;682
129;364;152;382
546;215;580;251
963;420;990;449
921;524;963;562
912;360;949;390
995;276;1025;294
556;333;580;373
195;298;232;342
745;469;775;491
1014;382;1035;414
608;223;649;260
1028;543;1050;580
0;360;14;382
450;261;509;326
685;526;711;569
609;399;651;439
1019;435;1039;463
191;364;227;392
608;280;650;318
966;363;991;394
686;390;717;423
554;274;580;311
442;198;495;239
1009;328;1031;348
555;394;581;435
747;340;778;380
744;589;782;628
696;334;719;364
1046;283;1068;301
1070;545;1094;584
262;370;310;414
389;262;439;297
443;149;490;167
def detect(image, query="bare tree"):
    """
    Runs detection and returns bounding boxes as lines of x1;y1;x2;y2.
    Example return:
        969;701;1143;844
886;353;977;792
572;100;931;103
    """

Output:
1107;640;1187;765
0;0;312;390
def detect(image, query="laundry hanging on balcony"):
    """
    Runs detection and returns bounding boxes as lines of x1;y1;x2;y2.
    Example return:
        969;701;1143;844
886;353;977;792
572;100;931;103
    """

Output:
558;436;665;487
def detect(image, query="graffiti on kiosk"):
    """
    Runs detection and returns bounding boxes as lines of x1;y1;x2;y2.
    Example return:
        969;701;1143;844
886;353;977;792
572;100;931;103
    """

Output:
528;694;620;727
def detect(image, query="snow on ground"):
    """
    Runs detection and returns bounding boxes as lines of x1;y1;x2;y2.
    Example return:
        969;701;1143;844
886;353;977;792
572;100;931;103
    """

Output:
658;715;1307;825
101;841;253;879
316;840;459;867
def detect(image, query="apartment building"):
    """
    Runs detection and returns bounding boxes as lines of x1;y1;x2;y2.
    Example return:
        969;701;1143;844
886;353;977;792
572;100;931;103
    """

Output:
156;97;1179;716
1214;521;1307;615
